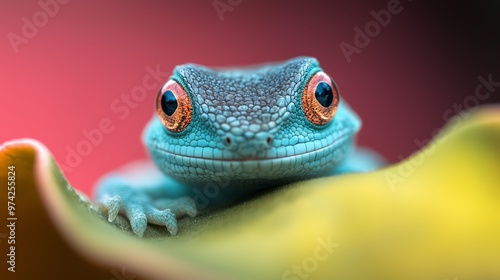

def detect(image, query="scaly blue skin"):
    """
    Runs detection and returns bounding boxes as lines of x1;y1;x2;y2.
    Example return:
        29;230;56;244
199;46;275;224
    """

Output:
95;57;383;237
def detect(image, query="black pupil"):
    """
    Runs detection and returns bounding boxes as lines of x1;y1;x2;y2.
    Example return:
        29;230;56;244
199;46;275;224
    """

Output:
161;90;178;116
314;82;334;107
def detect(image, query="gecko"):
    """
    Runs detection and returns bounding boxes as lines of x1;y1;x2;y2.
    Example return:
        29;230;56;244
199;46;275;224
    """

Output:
95;57;383;237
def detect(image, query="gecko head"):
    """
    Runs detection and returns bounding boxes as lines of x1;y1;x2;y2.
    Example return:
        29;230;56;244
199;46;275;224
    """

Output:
144;57;361;187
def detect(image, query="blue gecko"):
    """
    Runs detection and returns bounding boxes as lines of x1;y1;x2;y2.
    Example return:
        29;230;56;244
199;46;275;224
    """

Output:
95;57;383;237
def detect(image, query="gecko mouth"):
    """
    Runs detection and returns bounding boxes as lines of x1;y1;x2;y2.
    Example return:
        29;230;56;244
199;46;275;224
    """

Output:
150;131;353;181
153;132;352;163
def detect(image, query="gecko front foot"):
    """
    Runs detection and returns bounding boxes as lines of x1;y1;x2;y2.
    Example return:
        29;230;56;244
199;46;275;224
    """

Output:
96;184;197;237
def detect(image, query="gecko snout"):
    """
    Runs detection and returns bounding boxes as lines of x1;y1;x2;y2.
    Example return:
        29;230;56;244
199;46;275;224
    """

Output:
223;132;274;158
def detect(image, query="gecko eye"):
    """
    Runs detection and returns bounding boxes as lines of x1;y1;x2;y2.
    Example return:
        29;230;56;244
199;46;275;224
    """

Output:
156;80;193;133
302;71;340;126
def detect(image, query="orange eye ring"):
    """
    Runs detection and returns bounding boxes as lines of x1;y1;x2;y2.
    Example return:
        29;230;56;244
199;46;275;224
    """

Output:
156;80;193;133
302;71;340;126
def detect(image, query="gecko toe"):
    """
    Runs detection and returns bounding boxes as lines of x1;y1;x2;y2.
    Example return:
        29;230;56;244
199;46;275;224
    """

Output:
165;211;178;235
105;195;122;222
147;209;178;235
127;210;148;238
154;196;198;218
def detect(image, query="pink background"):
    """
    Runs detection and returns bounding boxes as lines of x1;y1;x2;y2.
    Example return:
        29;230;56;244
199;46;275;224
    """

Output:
1;1;499;196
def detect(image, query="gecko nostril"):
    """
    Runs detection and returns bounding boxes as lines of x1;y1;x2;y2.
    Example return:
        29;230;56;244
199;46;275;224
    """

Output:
266;136;274;147
224;136;232;146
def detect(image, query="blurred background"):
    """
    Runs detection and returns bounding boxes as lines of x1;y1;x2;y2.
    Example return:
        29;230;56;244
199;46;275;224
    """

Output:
1;0;499;196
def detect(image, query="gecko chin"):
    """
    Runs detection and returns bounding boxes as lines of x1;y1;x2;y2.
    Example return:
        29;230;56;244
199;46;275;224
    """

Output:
149;133;354;188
